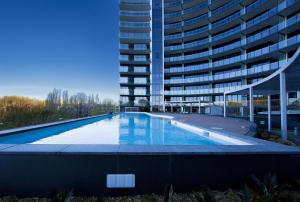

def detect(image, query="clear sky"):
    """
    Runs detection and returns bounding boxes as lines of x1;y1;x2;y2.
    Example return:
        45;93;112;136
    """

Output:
0;0;119;101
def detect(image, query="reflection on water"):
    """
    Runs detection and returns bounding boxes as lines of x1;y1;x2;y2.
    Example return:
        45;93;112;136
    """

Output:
0;113;220;145
118;113;219;145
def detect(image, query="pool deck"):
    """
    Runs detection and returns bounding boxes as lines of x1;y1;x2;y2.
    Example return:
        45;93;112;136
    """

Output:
154;113;255;136
0;113;299;196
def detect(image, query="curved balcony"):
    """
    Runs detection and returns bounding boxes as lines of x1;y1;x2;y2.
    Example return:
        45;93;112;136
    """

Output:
120;0;150;10
211;11;240;32
164;21;182;30
246;25;280;45
183;26;209;40
165;51;209;64
247;43;279;60
244;6;278;33
165;61;280;86
211;0;241;21
182;0;204;8
246;0;268;12
119;21;151;32
243;0;277;21
166;62;279;87
212;25;241;44
120;10;151;21
165;38;209;53
164;32;300;73
183;13;208;30
277;0;300;16
164;0;182;12
165;32;183;42
164;12;299;61
164;13;208;33
212;40;241;57
165;25;208;43
119;32;150;43
182;2;208;19
165;63;210;75
165;85;245;96
120;0;149;4
213;55;244;69
165;75;212;85
161;0;300;100
164;10;182;23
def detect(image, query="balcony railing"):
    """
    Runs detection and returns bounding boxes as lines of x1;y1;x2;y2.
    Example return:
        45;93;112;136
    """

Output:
165;51;209;62
165;61;279;85
246;7;277;29
120;11;150;17
246;0;268;13
164;86;246;95
120;22;150;28
120;0;149;5
212;11;240;29
120;32;150;39
212;25;240;42
211;0;242;16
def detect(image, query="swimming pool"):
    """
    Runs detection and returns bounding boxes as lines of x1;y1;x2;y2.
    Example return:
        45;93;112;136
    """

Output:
0;113;250;145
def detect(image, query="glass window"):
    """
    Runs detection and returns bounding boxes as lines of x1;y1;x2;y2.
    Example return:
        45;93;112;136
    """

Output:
134;44;147;50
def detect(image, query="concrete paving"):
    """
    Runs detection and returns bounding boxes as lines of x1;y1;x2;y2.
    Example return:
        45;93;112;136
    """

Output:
155;113;254;136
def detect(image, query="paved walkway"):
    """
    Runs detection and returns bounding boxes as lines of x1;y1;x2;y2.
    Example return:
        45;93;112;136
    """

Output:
155;113;255;136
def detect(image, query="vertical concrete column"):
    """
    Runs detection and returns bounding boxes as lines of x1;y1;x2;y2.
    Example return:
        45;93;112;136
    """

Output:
198;99;201;114
249;87;254;122
280;72;288;140
190;103;192;113
180;102;183;113
223;93;227;117
268;95;272;132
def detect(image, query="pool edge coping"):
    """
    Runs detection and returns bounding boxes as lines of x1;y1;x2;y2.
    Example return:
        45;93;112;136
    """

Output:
0;113;114;137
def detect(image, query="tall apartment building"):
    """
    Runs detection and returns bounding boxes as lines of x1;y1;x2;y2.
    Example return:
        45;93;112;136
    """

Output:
119;0;300;112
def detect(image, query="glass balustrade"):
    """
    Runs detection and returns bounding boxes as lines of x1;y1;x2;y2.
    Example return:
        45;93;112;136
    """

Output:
212;12;240;29
183;2;207;15
213;41;241;54
212;26;240;42
246;0;268;13
120;22;150;28
120;11;150;17
211;0;242;16
120;0;149;4
246;7;277;29
120;32;150;39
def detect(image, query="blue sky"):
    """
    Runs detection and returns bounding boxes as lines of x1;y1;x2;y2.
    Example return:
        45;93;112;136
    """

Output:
0;0;119;101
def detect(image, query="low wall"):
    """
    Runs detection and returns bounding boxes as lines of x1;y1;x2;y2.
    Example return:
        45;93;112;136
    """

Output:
0;145;299;197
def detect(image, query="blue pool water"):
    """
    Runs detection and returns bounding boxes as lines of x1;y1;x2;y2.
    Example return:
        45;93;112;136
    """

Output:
0;113;223;145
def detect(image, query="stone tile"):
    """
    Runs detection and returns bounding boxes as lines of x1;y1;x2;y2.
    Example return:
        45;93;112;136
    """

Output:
61;144;119;154
118;145;171;154
1;144;70;153
0;144;17;151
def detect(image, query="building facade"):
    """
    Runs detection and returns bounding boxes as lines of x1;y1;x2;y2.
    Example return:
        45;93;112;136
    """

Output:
119;0;300;112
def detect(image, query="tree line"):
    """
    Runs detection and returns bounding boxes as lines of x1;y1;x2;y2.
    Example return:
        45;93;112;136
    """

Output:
0;89;117;130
